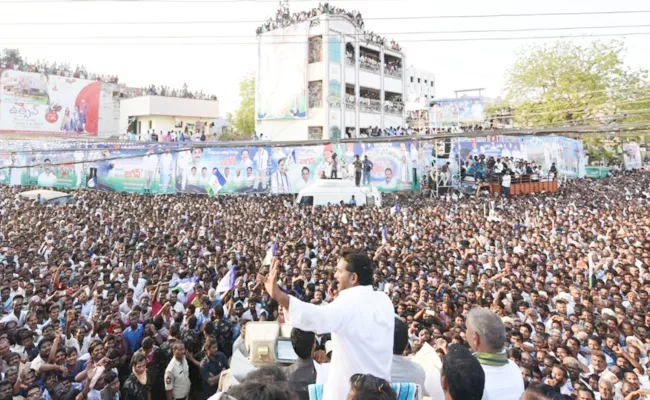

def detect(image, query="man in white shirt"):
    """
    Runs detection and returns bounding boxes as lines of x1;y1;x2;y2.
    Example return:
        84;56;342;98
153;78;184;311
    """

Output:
390;318;425;388
253;148;269;190
142;149;159;192
264;249;394;400
270;157;291;194
0;294;26;327
466;307;524;400
160;148;174;191
37;159;58;187
502;172;512;199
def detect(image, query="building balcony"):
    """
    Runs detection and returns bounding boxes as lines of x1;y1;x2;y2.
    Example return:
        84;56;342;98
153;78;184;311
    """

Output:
345;95;356;110
384;101;404;115
384;67;403;79
359;59;381;74
359;98;382;113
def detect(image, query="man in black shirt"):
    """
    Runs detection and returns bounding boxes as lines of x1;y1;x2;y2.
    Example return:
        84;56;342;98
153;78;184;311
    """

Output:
283;328;317;400
199;339;228;400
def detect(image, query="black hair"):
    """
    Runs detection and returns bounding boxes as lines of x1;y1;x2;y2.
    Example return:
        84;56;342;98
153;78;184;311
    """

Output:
290;328;315;360
393;318;408;355
226;380;295;400
524;383;562;400
244;365;287;383
339;247;373;286
142;337;154;350
348;374;396;400
164;322;178;337
214;304;225;319
131;353;147;368
441;345;485;400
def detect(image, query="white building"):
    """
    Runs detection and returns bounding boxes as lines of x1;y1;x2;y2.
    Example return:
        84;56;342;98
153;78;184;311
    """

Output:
255;10;406;141
405;66;435;107
119;95;220;138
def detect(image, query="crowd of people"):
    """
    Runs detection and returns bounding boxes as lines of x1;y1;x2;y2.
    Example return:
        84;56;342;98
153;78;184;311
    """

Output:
0;49;119;83
308;81;323;109
0;162;649;400
308;37;323;64
256;2;363;35
119;84;218;101
255;3;402;53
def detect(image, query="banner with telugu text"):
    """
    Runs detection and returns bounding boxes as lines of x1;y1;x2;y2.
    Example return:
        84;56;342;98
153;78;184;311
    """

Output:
0;69;100;136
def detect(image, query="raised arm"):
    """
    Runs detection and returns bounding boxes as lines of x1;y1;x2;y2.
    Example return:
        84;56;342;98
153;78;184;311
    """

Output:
264;259;347;334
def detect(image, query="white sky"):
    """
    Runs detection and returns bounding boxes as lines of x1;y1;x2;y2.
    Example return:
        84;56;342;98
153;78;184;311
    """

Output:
1;0;649;115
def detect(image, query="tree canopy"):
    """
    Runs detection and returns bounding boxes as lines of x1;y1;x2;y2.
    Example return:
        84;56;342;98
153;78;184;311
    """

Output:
231;75;255;136
504;40;650;127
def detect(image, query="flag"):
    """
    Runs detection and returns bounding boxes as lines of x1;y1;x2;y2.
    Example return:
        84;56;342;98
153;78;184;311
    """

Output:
391;203;400;215
216;265;237;295
263;242;278;266
207;169;227;197
382;224;388;244
171;279;195;295
370;223;374;235
341;213;348;224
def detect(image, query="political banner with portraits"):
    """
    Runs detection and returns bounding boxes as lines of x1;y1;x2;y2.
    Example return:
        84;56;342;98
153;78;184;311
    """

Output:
175;146;269;195
0;152;26;186
0;136;587;194
521;136;585;178
90;146;177;193
0;150;84;189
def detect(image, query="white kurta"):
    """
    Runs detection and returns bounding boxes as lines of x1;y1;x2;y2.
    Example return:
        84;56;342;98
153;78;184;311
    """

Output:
286;285;395;400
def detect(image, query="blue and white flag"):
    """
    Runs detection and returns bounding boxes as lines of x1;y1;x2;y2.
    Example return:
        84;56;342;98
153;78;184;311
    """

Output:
207;169;227;197
216;265;237;295
391;203;400;215
382;225;388;244
263;242;278;266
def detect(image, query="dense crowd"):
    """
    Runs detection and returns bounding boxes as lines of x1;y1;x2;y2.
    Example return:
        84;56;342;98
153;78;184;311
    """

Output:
256;2;363;35
0;49;119;83
0;168;649;400
255;3;402;52
119;84;218;101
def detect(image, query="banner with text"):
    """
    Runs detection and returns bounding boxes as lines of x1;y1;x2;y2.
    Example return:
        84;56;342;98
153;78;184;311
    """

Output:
0;69;101;135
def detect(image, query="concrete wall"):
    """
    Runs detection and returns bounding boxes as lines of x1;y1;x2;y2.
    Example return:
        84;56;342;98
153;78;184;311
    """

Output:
134;115;213;136
256;108;326;141
120;95;220;134
406;66;435;103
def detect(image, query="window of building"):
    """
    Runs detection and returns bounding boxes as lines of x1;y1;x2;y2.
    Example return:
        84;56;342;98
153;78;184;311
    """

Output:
309;36;323;63
431;81;434;87
417;78;421;83
410;77;413;83
148;120;152;130
308;81;323;108
424;79;427;84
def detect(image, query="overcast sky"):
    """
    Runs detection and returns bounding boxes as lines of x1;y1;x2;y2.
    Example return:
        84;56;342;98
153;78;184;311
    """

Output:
1;0;649;115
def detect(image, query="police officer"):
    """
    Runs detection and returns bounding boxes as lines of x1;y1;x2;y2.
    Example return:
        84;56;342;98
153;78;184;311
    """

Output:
165;342;191;400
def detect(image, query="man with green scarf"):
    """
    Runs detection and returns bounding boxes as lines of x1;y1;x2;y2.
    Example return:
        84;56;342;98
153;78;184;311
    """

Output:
466;307;525;400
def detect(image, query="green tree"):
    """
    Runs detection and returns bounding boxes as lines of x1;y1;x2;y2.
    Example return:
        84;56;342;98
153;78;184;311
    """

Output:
231;75;255;136
1;48;23;65
504;40;650;127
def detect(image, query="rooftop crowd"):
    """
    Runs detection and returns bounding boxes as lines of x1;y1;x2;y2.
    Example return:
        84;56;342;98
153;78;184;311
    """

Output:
0;49;118;83
119;84;218;101
0;168;649;400
255;3;402;52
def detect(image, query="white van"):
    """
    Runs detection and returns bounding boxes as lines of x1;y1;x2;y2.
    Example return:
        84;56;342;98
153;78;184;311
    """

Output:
296;179;382;207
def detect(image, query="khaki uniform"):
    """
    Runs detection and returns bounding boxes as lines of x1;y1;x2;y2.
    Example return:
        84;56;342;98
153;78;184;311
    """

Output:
164;357;191;400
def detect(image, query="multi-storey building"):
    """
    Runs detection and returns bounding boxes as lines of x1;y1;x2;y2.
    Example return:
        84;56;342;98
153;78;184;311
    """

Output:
255;7;406;141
